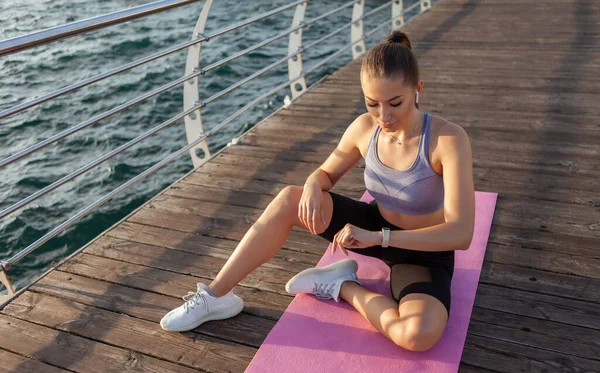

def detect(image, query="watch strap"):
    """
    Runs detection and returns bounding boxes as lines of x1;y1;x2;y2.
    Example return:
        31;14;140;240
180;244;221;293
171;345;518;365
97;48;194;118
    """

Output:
381;227;390;248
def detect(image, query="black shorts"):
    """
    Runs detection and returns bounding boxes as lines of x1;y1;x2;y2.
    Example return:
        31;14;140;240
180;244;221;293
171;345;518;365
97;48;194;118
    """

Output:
318;192;455;317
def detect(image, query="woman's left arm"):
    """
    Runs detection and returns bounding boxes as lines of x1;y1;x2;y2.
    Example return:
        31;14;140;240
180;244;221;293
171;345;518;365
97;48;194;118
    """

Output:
386;124;475;252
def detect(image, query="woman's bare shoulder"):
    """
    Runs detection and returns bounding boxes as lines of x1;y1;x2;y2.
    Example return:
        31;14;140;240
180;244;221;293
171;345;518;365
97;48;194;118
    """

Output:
430;114;469;146
428;114;471;171
348;112;376;132
346;113;377;155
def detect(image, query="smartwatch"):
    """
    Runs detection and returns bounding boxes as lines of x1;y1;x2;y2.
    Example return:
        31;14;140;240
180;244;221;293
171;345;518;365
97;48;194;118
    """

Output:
381;227;390;248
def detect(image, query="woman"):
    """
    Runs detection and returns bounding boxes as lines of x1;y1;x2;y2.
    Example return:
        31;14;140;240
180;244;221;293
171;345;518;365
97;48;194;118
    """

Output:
160;30;475;353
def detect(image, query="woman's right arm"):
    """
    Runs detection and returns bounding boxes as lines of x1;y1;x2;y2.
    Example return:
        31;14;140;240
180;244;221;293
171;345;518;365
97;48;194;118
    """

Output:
299;114;369;233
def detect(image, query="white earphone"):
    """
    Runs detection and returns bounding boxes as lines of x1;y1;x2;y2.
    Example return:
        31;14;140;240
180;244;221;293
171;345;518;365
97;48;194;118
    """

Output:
415;90;419;103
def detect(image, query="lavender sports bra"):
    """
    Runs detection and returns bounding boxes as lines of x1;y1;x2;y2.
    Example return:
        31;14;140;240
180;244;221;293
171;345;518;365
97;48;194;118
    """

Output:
364;112;444;215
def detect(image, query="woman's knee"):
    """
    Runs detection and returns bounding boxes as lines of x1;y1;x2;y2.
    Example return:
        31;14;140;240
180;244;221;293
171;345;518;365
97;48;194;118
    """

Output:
271;185;333;233
389;322;442;352
404;327;442;352
270;185;303;215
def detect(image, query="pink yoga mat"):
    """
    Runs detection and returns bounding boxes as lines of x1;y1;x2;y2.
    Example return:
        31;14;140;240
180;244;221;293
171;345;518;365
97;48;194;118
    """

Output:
245;191;497;373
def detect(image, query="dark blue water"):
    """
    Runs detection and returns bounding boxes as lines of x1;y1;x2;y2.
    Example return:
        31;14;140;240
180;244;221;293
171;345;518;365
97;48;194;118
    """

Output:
0;0;421;290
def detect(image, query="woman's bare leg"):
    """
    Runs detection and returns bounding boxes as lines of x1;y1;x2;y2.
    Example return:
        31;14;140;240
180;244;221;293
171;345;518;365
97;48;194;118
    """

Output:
339;281;447;351
338;282;402;339
208;186;333;297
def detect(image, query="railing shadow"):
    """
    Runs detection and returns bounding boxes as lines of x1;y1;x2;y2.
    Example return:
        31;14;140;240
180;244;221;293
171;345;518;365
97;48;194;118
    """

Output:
5;77;366;372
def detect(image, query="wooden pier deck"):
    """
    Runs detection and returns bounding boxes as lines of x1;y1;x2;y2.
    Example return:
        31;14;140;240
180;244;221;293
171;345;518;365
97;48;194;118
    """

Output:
2;0;599;371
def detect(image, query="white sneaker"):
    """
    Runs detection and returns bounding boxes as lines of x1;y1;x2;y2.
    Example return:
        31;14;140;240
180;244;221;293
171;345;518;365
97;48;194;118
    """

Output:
160;282;244;332
285;259;361;302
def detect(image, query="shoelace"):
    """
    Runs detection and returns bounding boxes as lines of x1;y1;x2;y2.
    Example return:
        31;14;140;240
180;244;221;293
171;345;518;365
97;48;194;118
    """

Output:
182;290;209;313
312;283;336;299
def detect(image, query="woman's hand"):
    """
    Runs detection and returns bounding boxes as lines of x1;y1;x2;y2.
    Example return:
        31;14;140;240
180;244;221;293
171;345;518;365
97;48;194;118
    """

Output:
298;181;326;234
332;224;381;256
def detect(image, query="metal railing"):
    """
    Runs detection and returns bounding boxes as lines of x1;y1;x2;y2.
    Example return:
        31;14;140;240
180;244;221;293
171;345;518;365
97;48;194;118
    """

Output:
0;0;433;300
0;0;204;56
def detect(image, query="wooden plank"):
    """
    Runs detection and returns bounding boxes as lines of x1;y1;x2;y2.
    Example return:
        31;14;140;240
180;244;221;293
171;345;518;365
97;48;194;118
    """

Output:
327;73;600;92
147;193;264;222
200;148;599;207
278;103;600;128
34;266;274;349
306;87;600;107
180;169;292;196
480;262;600;305
287;103;600;132
472;167;598;193
294;92;600;117
268;112;600;154
83;235;303;297
273;107;361;120
0;349;70;373
0;314;199;373
127;203;328;255
238;130;600;161
191;157;599;227
489;224;599;258
253;117;600;153
180;165;362;198
164;181;276;209
267;110;600;136
468;307;600;361
326;63;600;87
106;221;322;268
217;144;338;165
457;364;499;373
461;334;600;373
492;200;599;239
336;56;600;77
213;147;600;184
60;251;291;316
173;167;597;214
3;292;256;373
485;242;600;279
474;283;600;331
221;142;600;189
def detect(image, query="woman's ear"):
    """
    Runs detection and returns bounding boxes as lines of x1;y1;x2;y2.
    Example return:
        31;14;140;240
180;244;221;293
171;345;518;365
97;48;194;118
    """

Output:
415;81;424;106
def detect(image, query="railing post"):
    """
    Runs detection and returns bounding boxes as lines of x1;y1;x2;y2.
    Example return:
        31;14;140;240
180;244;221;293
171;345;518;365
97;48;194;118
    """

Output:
351;0;366;60
284;1;308;107
184;0;213;168
0;262;15;304
392;0;404;29
420;0;432;12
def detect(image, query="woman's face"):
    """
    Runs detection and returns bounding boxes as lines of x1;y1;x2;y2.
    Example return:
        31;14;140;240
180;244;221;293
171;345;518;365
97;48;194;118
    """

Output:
360;74;422;132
